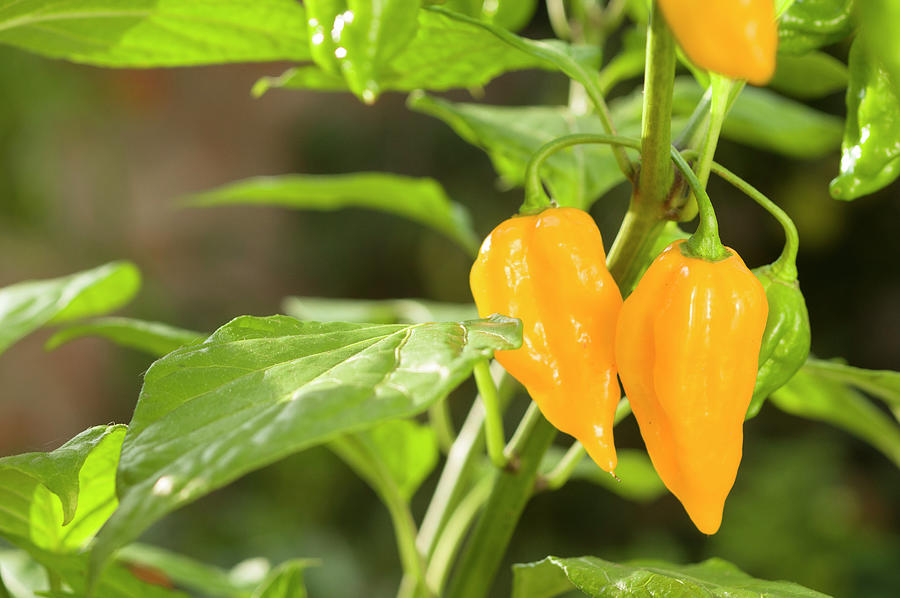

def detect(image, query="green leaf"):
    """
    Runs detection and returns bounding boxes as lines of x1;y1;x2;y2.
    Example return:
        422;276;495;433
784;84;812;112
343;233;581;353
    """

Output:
45;317;205;357
252;560;316;598
778;0;854;55
512;556;831;598
672;79;843;158
255;7;599;99
540;448;665;503
184;172;480;256
91;315;522;577
0;0;310;67
768;52;848;99
801;358;900;407
408;93;642;209
306;0;420;103
771;366;900;468
0;261;140;355
829;16;900;199
0;549;48;598
282;296;477;325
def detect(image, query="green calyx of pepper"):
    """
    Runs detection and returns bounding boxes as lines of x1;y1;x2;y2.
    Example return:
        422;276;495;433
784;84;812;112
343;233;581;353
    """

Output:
746;265;812;419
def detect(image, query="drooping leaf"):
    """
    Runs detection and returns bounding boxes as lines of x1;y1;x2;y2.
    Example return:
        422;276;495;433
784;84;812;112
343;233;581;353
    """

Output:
408;93;643;209
771;367;900;468
768;52;848;99
671;79;843;158
184;172;480;255
778;0;854;55
540;448;665;503
255;7;600;99
282;296;477;325
512;555;831;598
45;317;205;357
0;261;140;355
801;358;900;408
0;0;310;67
252;560;316;598
829;17;900;199
91;315;522;578
305;0;420;102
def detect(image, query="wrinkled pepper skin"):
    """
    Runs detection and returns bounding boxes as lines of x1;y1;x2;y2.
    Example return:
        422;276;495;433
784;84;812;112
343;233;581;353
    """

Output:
615;241;768;534
658;0;777;85
746;265;811;418
470;208;623;472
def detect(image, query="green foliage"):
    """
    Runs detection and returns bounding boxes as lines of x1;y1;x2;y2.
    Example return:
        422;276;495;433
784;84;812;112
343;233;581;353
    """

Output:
778;0;854;55
511;556;831;598
769;52;848;99
45;317;205;357
90;315;522;578
0;261;140;355
184;172;480;256
540;447;665;503
282;297;477;325
0;0;310;66
252;560;315;598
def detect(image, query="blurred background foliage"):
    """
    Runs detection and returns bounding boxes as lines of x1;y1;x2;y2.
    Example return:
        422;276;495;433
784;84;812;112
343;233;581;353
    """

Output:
0;4;898;597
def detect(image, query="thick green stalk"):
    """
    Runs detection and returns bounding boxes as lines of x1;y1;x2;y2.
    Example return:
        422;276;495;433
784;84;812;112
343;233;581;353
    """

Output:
473;360;508;468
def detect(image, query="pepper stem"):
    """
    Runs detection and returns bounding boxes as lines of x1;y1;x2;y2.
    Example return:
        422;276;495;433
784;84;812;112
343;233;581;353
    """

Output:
472;360;508;469
670;149;730;260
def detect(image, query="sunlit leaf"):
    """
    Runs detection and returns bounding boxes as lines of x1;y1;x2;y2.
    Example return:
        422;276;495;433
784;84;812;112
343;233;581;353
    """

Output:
282;297;477;325
252;560;316;598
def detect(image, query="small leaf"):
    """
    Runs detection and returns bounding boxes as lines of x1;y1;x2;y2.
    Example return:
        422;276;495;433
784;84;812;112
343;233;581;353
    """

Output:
778;0;854;55
0;261;140;355
512;555;832;598
801;358;900;407
91;315;522;578
252;560;317;598
45;317;205;357
768;52;848;99
282;296;477;325
540;448;665;503
184;172;479;256
771;366;900;468
0;0;310;67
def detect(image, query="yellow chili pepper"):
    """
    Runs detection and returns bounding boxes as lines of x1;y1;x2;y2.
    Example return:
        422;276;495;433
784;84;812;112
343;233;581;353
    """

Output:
658;0;777;85
615;240;769;533
469;207;623;472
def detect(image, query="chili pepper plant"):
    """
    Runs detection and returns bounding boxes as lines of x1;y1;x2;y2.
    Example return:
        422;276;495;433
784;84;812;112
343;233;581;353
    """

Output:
0;1;898;597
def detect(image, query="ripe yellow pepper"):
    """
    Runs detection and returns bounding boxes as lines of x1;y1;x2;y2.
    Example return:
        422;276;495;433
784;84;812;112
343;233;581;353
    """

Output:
470;207;623;472
615;240;768;533
658;0;777;85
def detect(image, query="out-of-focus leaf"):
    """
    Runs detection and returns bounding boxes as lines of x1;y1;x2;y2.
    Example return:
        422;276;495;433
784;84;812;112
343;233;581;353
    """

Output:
802;358;900;408
0;0;310;67
540;447;665;503
672;78;843;158
512;555;831;598
408;93;643;209
90;315;522;579
0;261;140;355
45;317;205;357
252;560;317;598
778;0;854;55
0;549;48;598
282;297;477;325
829;9;900;200
255;7;600;99
305;0;420;102
771;367;900;468
184;172;479;256
769;52;848;99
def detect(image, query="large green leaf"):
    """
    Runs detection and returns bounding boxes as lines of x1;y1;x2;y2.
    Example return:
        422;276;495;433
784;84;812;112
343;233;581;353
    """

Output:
0;261;140;356
408;93;642;209
771;366;900;468
672;79;843;158
254;7;600;100
512;556;831;598
0;0;309;67
184;172;480;255
777;0;854;55
282;296;477;325
45;317;205;357
802;358;900;408
540;448;665;503
91;315;522;577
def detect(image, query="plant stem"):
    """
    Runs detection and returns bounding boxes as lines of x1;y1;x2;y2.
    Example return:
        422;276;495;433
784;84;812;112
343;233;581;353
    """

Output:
670;149;729;261
444;403;557;598
473;360;508;469
428;401;456;455
693;75;733;193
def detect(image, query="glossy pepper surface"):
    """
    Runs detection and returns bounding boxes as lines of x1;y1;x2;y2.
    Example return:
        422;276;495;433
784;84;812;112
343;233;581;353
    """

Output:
616;241;768;534
746;265;811;418
658;0;777;85
469;207;623;472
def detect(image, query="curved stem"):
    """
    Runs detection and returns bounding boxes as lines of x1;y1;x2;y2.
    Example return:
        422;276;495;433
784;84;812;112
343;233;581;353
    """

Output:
428;401;455;455
522;133;641;213
692;75;733;195
670;148;728;260
473;360;508;468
